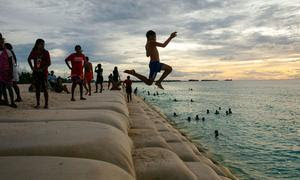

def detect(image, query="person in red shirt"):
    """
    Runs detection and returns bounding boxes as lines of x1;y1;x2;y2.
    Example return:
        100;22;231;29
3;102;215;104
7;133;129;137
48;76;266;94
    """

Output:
83;57;93;96
123;76;133;103
28;39;51;109
0;35;17;108
65;45;86;101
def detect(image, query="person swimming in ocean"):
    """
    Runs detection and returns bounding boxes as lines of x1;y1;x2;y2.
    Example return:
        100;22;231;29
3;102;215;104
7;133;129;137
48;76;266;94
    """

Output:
124;30;176;89
195;115;200;121
187;116;191;122
173;112;178;117
215;130;219;138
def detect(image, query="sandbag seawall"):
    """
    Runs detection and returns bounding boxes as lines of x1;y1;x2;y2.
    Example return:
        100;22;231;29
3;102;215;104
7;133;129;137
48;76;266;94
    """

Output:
0;89;135;180
129;95;238;180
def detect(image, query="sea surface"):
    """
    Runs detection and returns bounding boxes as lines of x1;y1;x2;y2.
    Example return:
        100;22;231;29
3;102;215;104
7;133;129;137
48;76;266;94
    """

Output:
134;80;300;180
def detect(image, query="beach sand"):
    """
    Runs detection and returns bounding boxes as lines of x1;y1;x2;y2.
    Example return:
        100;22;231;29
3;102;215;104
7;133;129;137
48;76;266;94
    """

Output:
0;84;237;180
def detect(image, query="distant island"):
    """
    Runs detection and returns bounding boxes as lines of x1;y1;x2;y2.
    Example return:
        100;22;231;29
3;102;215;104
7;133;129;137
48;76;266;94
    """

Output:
224;79;233;81
188;79;199;82
201;79;219;81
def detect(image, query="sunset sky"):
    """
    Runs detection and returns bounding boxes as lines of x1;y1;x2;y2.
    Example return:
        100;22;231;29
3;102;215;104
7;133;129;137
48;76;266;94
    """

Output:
1;0;300;80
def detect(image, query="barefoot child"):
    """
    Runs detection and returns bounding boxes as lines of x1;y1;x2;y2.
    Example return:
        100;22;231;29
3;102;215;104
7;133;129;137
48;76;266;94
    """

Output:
65;45;86;101
94;64;103;93
83;57;93;96
123;76;132;102
28;39;51;109
124;30;176;89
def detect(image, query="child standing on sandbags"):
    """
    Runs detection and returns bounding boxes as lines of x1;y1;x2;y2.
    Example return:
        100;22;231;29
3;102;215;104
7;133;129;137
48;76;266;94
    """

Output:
123;76;132;103
0;34;17;108
124;30;177;89
28;39;51;109
65;45;86;101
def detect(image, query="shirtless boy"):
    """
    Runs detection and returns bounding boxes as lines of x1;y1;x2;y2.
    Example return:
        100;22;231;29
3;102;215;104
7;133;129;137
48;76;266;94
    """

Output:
124;30;176;89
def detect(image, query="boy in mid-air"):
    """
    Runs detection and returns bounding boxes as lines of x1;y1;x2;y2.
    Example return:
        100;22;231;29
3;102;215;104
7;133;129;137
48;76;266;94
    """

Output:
124;30;176;89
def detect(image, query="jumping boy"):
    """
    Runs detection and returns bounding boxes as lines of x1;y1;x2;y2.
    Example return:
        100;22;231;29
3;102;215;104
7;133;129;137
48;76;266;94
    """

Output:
124;30;176;89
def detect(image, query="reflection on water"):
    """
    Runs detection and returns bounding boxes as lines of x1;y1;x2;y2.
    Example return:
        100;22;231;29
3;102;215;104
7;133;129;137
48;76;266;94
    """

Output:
134;80;300;180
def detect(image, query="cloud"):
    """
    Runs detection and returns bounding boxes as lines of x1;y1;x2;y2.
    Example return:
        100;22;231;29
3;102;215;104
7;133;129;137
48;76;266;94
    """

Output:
1;0;300;79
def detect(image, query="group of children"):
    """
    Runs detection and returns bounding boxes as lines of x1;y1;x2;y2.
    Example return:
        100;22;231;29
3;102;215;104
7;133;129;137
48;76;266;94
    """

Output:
0;30;176;108
0;33;22;108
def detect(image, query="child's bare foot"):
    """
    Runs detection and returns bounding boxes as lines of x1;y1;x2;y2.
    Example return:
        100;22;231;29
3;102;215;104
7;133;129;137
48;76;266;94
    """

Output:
80;97;86;100
71;98;76;101
124;70;135;75
34;104;40;109
44;104;48;109
155;82;164;90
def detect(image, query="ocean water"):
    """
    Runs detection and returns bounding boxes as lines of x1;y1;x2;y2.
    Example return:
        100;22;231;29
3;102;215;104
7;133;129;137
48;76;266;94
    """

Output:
134;80;300;180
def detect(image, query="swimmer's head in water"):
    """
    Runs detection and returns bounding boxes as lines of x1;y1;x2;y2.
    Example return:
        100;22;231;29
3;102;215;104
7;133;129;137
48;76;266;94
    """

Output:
215;130;219;138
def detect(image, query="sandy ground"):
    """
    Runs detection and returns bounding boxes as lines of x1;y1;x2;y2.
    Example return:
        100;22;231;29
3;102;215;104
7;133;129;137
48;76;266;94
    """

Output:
0;83;110;113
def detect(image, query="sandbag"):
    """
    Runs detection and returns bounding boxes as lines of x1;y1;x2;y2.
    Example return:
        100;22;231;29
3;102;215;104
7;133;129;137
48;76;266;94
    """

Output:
185;162;223;180
154;120;174;132
159;131;187;143
0;156;134;180
0;109;130;134
0;121;135;176
134;147;197;180
129;129;171;149
197;155;226;177
168;142;200;162
60;101;129;117
130;115;157;130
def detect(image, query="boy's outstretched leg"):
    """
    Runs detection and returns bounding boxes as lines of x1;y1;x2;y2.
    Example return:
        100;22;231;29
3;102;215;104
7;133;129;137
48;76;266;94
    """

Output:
124;70;154;85
155;64;172;90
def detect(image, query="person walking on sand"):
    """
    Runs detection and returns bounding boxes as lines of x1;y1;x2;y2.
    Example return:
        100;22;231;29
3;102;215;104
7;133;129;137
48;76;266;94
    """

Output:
83;57;93;96
124;30;176;89
28;39;51;109
5;43;22;102
123;76;133;102
0;35;17;108
94;63;103;93
65;45;86;101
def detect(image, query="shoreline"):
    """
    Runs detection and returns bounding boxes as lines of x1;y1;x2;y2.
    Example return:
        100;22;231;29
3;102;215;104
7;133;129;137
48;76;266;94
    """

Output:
131;95;238;180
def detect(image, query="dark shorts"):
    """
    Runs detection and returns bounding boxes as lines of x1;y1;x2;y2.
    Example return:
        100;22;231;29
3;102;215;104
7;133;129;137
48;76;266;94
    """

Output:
71;76;83;84
149;61;162;80
126;86;132;93
33;71;47;90
96;76;103;84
